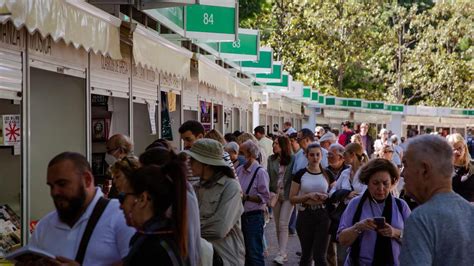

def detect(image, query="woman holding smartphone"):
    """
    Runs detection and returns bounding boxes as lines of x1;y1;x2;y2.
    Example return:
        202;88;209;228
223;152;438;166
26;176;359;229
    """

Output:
337;159;411;266
290;142;331;266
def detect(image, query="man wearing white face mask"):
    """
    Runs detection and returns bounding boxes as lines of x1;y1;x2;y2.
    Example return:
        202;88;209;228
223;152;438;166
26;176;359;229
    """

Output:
105;134;133;197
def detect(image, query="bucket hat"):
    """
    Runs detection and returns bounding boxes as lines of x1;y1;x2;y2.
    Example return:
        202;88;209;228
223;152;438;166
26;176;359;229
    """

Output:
183;139;228;167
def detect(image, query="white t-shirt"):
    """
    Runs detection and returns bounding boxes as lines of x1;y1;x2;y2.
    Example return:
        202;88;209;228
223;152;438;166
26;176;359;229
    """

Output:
329;166;367;196
29;188;135;265
292;168;329;195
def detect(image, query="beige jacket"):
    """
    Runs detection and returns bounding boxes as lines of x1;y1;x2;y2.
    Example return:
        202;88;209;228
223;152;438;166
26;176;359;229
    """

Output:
197;175;245;266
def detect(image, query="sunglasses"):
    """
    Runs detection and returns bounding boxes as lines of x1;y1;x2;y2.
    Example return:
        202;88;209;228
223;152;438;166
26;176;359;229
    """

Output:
117;191;138;204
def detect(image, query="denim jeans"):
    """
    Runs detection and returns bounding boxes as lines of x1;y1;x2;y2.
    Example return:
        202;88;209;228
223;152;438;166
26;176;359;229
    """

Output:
241;211;265;266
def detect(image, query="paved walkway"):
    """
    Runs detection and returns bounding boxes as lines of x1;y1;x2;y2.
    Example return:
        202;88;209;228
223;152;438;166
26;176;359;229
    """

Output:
264;216;301;265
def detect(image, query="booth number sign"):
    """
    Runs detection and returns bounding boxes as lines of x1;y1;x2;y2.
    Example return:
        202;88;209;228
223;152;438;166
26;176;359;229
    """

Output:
1;115;21;146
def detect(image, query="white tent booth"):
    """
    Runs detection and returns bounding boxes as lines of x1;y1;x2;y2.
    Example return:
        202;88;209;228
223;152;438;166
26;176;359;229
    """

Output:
131;25;192;151
0;0;123;247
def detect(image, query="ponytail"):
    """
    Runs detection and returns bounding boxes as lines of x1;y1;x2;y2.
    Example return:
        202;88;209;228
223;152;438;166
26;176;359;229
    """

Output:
163;159;188;259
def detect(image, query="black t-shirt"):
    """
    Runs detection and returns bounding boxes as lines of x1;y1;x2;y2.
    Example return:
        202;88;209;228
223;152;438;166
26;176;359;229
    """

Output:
452;163;474;202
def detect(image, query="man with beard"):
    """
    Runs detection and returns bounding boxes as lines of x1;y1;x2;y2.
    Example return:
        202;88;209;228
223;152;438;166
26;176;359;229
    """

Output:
28;152;134;265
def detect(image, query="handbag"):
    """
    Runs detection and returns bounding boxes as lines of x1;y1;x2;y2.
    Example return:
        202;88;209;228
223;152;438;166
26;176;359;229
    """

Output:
268;190;280;208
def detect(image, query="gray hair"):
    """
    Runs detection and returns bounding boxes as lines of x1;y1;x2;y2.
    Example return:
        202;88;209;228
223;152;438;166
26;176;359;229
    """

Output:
329;143;345;155
407;135;453;179
241;139;260;159
224;141;239;154
391;135;399;144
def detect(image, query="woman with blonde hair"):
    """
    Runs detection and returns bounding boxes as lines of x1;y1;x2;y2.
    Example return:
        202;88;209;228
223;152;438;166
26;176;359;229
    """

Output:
330;143;369;199
351;134;363;147
110;156;140;194
373;129;389;158
205;129;226;145
446;133;474;202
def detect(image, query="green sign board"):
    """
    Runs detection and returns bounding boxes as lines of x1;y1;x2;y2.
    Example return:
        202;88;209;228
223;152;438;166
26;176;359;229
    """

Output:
319;95;325;104
336;98;362;108
311;92;319;101
219;29;259;61
326;97;336;106
241;47;273;74
462;110;474;116
364;101;385;110
385;104;404;112
145;7;185;35
303;87;311;98
145;0;237;41
347;99;362;108
256;62;282;83
266;73;290;89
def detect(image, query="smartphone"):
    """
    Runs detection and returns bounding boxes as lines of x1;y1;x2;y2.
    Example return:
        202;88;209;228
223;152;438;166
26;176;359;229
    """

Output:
374;217;385;229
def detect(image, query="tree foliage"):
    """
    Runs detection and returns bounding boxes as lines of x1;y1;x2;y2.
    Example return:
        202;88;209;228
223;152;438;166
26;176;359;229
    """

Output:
242;0;473;108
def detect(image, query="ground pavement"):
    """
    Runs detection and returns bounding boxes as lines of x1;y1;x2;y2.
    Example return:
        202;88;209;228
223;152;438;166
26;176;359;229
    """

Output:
264;216;301;265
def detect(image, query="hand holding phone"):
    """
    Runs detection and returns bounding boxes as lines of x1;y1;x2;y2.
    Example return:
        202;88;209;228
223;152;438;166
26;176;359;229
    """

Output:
374;217;386;229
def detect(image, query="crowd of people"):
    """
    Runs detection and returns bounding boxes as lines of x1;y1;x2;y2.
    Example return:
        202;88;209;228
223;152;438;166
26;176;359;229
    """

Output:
18;120;474;266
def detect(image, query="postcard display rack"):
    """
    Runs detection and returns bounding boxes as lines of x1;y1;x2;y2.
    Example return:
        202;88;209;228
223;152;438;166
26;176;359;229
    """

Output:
91;95;112;190
0;205;21;258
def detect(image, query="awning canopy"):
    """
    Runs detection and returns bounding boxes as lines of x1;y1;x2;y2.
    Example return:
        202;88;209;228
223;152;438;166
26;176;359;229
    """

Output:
0;0;122;59
133;24;192;80
197;54;230;93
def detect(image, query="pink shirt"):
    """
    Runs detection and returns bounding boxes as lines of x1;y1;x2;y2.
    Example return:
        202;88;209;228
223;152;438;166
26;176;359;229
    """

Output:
236;161;270;213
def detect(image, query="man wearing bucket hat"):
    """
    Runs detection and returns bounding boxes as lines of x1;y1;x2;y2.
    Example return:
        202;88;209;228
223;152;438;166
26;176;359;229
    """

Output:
184;138;245;266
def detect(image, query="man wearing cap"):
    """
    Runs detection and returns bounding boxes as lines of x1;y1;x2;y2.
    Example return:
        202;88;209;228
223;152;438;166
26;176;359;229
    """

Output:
185;139;246;266
320;132;337;150
338;121;354;147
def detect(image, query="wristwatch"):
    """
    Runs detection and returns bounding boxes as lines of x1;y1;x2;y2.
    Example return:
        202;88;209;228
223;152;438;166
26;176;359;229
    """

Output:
354;225;363;234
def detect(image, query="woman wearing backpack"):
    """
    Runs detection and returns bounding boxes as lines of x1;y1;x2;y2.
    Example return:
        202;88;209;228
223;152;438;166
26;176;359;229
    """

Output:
337;159;411;266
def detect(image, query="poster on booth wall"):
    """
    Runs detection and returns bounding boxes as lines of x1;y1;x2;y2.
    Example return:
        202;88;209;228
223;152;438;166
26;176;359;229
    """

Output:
161;93;173;140
1;115;21;146
168;92;176;112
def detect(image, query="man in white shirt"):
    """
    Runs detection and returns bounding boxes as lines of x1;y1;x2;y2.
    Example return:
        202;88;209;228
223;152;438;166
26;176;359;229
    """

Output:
28;152;135;265
254;125;274;158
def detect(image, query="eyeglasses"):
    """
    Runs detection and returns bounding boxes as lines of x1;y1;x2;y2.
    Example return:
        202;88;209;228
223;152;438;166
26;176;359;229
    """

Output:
384;150;393;154
117;191;138;204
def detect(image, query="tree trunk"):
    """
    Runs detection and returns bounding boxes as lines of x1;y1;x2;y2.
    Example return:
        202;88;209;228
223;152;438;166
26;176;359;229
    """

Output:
396;23;404;103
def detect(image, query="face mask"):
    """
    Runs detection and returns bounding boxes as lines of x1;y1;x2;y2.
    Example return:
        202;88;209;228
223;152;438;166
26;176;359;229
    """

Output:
105;153;117;166
238;155;247;166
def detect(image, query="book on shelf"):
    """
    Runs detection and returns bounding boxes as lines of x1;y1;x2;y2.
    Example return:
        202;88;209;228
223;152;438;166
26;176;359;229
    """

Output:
5;245;55;262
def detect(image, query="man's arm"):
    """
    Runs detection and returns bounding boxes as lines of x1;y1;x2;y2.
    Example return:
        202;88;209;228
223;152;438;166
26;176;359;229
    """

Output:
399;214;434;266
